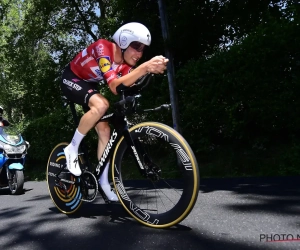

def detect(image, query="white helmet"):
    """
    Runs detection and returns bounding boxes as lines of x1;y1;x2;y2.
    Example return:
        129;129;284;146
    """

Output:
112;22;151;50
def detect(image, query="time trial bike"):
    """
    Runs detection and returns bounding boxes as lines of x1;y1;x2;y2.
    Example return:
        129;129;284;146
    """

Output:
46;74;200;228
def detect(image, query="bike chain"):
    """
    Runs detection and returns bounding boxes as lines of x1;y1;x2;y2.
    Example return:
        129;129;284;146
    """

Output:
80;170;98;202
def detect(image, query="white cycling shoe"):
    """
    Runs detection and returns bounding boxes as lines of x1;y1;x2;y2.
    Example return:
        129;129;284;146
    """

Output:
64;147;82;176
100;183;118;202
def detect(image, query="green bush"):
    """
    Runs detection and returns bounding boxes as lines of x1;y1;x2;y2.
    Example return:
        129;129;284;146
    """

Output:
175;16;300;177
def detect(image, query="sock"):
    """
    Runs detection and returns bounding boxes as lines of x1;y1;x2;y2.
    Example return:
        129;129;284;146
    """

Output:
99;162;110;186
98;162;118;201
67;128;85;153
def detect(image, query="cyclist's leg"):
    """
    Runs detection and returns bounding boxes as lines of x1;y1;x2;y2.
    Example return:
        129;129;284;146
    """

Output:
79;94;109;135
64;94;109;175
95;122;118;201
94;121;110;160
61;65;105;176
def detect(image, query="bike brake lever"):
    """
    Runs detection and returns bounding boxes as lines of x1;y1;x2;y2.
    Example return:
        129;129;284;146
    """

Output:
143;104;171;112
161;104;171;110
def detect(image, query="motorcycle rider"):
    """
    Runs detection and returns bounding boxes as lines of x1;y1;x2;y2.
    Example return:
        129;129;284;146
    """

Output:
60;22;169;201
0;106;10;133
0;106;4;128
0;106;3;118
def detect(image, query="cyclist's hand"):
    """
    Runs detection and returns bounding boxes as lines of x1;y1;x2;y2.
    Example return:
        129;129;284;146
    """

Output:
147;56;169;74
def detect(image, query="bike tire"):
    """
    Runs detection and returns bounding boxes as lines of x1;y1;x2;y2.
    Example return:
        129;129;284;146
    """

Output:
8;169;24;195
112;122;199;228
47;142;83;214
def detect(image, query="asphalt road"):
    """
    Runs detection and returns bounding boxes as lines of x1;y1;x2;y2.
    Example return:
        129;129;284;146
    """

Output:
0;177;300;250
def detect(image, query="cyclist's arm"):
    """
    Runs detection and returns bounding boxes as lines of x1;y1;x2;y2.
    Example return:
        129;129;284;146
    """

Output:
109;56;168;95
108;64;148;95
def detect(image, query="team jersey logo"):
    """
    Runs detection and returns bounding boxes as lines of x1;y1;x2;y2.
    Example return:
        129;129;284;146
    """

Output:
99;56;112;74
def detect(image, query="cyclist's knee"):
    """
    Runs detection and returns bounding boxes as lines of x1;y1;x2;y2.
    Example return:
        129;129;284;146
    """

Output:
89;106;107;118
89;95;109;116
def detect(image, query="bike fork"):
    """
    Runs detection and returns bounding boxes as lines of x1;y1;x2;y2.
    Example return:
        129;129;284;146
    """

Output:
123;130;161;180
123;130;156;178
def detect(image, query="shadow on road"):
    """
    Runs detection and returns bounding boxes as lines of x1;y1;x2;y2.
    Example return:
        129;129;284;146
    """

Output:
200;176;300;216
0;177;299;250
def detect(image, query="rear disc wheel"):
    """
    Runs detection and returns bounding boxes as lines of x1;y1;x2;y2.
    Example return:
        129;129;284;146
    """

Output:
47;142;83;214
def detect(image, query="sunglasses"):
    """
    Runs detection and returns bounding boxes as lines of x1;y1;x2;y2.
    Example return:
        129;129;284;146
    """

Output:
129;42;146;52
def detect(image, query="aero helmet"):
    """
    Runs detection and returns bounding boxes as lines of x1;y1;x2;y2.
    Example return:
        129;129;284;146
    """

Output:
112;22;151;50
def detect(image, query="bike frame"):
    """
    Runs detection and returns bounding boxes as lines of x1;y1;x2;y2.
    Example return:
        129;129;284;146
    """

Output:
68;100;145;182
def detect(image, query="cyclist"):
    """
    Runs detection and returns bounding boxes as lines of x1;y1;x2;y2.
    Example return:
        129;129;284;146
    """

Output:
0;105;6;125
61;22;169;201
0;106;3;128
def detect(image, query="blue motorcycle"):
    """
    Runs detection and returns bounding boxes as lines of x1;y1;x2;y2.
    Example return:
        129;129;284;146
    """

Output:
0;118;30;194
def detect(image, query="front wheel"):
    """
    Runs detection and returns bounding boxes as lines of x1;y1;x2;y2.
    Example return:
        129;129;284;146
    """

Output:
112;122;200;228
8;169;24;195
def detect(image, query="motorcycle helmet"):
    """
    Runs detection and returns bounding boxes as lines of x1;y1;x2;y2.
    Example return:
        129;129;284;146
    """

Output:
112;22;151;51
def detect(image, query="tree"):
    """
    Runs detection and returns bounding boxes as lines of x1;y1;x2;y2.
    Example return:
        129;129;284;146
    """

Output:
175;6;300;176
0;0;25;120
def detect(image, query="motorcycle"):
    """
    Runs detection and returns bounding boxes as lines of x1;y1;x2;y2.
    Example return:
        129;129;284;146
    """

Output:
0;118;30;194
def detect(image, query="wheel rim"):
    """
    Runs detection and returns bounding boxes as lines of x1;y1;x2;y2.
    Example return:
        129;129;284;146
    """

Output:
7;171;17;192
113;123;199;228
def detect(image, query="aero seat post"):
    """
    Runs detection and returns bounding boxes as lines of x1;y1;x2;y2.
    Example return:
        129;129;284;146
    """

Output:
69;102;91;170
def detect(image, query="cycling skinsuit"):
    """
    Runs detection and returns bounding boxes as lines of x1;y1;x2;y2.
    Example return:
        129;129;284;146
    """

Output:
61;39;133;108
